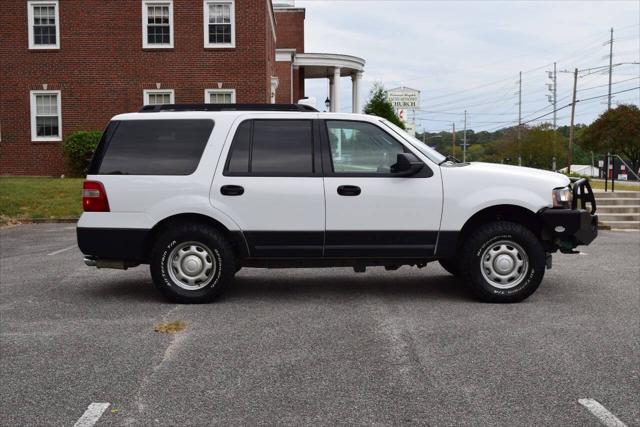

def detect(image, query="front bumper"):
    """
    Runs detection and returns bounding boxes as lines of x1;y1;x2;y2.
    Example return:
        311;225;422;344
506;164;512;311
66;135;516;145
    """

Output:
538;208;598;252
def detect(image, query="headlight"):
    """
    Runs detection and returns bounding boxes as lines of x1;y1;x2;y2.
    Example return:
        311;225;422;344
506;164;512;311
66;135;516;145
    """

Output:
552;187;573;209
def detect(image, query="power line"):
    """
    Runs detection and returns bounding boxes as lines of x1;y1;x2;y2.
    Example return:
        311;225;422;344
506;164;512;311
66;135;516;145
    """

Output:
577;76;640;92
406;32;611;102
453;87;640;133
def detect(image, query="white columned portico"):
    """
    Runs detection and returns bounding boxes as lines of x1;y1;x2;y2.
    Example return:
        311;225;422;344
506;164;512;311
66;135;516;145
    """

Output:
328;76;334;112
331;67;341;112
351;71;362;113
292;53;366;113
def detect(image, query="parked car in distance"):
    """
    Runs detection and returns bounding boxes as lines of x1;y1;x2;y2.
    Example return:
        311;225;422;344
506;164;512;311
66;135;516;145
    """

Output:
77;104;598;303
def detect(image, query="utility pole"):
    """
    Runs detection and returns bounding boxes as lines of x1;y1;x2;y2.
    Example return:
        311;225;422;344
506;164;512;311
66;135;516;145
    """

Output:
452;122;456;158
607;27;614;110
568;68;578;174
552;63;557;130
547;63;558;169
462;110;467;163
517;71;522;166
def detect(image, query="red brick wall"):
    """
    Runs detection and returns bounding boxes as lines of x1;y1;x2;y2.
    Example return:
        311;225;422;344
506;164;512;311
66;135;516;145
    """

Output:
294;67;305;104
275;61;292;103
265;1;277;102
0;0;275;176
274;9;304;52
273;9;304;104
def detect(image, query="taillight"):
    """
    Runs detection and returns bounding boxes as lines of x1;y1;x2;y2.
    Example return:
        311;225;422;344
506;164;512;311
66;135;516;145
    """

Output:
83;181;110;212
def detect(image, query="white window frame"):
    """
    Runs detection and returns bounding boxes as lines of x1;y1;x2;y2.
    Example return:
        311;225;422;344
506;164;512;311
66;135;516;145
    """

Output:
27;1;60;50
203;0;235;48
204;88;236;104
142;0;174;49
30;90;62;142
143;89;175;106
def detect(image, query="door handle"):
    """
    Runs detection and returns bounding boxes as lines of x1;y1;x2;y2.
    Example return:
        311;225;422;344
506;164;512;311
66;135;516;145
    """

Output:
337;185;361;196
220;185;244;196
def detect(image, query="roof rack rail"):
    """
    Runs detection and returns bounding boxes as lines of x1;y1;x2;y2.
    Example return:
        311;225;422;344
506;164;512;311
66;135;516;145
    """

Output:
139;103;319;113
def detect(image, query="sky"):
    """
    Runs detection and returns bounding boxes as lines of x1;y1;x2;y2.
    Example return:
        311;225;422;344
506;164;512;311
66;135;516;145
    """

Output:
296;0;640;133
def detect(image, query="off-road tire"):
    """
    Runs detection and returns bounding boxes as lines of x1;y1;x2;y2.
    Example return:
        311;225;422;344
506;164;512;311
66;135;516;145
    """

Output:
459;221;545;303
150;224;236;303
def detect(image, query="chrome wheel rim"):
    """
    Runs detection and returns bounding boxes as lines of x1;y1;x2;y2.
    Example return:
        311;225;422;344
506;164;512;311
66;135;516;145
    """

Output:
167;241;217;290
480;240;528;289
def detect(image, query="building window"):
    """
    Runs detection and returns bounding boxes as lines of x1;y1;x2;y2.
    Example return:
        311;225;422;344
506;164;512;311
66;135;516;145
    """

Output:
27;1;60;49
30;90;62;141
144;89;175;105
204;1;235;48
142;1;173;48
204;89;236;104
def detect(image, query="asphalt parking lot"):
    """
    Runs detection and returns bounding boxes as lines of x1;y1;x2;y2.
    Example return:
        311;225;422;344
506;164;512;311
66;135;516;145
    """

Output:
0;224;638;426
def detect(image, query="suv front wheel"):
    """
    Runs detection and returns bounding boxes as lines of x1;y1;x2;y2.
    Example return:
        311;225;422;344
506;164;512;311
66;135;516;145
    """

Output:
459;221;545;303
150;224;236;303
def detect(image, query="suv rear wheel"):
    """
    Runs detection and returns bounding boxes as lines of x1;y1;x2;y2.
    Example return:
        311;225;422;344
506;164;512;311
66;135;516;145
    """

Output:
150;224;236;303
459;221;545;303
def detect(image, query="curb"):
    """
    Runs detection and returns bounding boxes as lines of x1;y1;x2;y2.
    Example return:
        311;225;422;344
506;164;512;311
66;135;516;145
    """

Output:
1;218;78;228
27;218;79;223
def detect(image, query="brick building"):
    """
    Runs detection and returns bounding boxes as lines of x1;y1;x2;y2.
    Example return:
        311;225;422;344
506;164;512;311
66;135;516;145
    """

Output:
0;0;365;176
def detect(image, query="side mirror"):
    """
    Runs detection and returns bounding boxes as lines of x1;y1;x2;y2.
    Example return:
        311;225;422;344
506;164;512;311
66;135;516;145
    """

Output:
391;152;424;176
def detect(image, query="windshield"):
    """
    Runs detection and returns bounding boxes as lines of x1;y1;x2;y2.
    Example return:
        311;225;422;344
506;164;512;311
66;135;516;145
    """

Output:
380;119;446;165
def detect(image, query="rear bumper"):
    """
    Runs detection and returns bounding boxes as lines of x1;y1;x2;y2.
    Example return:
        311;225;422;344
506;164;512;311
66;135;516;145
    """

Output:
538;208;598;251
77;227;150;263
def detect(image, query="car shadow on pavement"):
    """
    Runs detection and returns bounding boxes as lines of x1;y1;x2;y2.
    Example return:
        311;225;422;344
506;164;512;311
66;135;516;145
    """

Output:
77;270;472;304
226;272;472;303
80;278;166;303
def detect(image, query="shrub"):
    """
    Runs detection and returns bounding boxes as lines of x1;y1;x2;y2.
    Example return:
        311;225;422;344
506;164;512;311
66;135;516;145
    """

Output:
63;131;102;177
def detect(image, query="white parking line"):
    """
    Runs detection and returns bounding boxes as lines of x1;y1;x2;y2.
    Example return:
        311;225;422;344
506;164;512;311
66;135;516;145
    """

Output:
73;402;110;427
46;245;76;256
578;398;627;427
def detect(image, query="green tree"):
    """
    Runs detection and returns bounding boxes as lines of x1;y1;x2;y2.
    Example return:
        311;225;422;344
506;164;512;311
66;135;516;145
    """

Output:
520;124;568;170
478;124;567;169
363;83;405;129
580;104;640;173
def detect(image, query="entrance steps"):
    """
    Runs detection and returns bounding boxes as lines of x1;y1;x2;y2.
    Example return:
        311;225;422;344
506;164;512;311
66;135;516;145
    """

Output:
594;191;640;230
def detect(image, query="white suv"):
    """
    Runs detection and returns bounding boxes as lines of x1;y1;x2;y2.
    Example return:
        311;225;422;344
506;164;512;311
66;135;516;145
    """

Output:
77;104;598;303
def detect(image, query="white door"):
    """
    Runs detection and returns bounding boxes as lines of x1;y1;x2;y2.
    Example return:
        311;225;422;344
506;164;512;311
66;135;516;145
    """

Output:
322;119;443;257
212;117;325;257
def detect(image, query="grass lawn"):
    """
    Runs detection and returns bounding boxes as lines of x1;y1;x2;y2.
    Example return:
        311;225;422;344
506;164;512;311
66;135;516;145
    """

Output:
589;180;640;191
0;177;84;225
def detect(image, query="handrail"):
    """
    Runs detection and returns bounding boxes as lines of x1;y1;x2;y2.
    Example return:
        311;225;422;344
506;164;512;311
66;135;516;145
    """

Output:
611;154;640;181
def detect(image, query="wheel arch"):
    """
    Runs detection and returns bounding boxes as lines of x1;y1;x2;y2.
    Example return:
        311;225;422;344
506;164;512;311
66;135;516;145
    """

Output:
144;213;249;262
440;204;543;258
462;204;542;239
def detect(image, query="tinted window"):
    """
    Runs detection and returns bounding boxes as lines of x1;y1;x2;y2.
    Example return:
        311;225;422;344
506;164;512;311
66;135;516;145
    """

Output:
224;120;314;175
225;120;251;174
97;119;213;175
326;121;405;174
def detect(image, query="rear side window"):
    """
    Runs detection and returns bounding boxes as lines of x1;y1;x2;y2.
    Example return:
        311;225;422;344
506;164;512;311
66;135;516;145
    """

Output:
93;119;214;175
224;119;314;176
